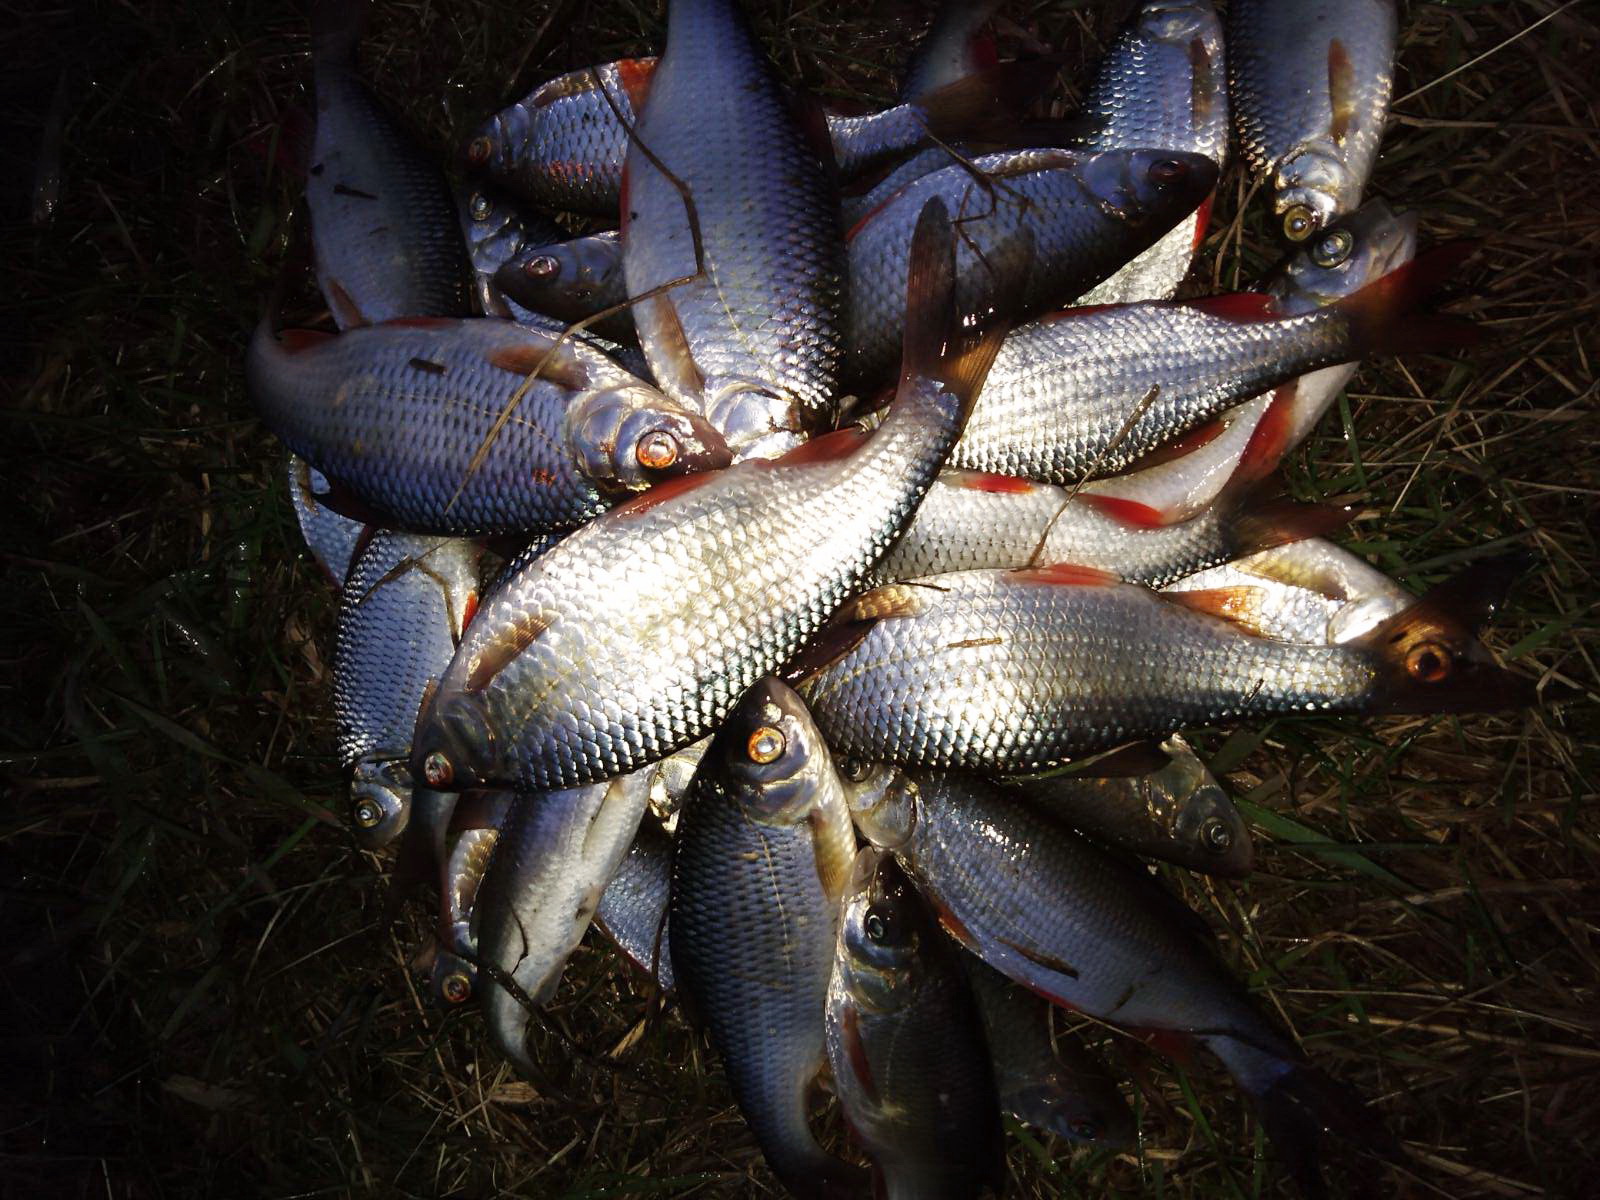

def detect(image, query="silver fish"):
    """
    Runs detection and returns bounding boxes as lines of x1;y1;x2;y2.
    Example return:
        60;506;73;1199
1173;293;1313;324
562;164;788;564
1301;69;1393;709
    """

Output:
494;231;634;344
349;758;411;850
825;847;1003;1199
286;455;366;588
409;199;1005;792
594;819;675;991
1228;0;1398;241
456;182;563;320
429;792;514;1008
670;679;862;1198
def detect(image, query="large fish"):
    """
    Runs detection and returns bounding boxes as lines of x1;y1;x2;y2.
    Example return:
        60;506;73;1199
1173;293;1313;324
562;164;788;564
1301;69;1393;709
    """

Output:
845;147;1216;386
306;0;469;328
804;558;1535;774
1083;200;1422;521
670;679;862;1198
1008;735;1253;876
1073;0;1229;304
845;766;1396;1194
959;953;1136;1148
594;820;675;991
409;199;1006;792
334;531;480;767
1229;0;1398;241
474;773;651;1071
622;0;844;463
825;847;1004;1199
942;236;1474;484
247;316;730;535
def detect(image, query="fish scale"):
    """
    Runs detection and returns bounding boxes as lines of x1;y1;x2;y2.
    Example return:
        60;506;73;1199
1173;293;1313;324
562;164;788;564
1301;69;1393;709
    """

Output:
594;821;676;991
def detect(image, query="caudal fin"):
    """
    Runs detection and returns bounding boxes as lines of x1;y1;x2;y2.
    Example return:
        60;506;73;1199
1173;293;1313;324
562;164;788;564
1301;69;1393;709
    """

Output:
1354;551;1539;714
1333;241;1483;357
913;58;1061;144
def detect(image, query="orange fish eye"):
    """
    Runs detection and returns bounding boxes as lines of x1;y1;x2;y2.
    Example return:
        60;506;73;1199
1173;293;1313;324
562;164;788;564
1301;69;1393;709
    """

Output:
1405;641;1453;683
747;725;785;764
466;136;493;165
636;430;680;471
441;971;472;1004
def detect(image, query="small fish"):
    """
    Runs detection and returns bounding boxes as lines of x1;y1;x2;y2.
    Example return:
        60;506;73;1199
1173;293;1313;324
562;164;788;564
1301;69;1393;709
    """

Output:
286;455;366;588
1072;0;1229;303
409;199;1005;792
493;231;634;344
670;679;863;1199
305;0;469;327
429;792;515;1008
960;952;1136;1147
334;531;481;768
1009;735;1254;876
349;758;411;850
594;819;675;991
805;557;1536;774
475;772;651;1071
456;182;564;320
826;847;1005;1199
247;316;730;535
1229;0;1398;241
846;147;1217;387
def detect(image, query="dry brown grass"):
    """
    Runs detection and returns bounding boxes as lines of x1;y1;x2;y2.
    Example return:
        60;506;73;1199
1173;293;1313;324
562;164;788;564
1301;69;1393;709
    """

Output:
3;1;1597;1197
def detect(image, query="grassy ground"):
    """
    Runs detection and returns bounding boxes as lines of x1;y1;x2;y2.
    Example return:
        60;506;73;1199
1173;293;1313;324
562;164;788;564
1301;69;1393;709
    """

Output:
4;1;1597;1196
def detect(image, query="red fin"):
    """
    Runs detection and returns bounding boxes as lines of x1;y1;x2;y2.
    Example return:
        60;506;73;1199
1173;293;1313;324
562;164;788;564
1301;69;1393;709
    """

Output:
459;590;480;633
1187;293;1281;323
946;470;1035;494
1191;190;1215;255
912;58;1060;142
463;610;551;693
324;278;367;330
611;469;722;517
615;58;655;113
1167;586;1275;636
1354;552;1539;714
772;427;869;467
1232;382;1298;485
1013;563;1120;587
1077;493;1167;529
487;341;590;390
1327;39;1354;146
1223;488;1355;559
1332;243;1484;357
840;1004;879;1105
383;316;456;329
278;327;334;353
929;895;977;949
1140;1028;1197;1070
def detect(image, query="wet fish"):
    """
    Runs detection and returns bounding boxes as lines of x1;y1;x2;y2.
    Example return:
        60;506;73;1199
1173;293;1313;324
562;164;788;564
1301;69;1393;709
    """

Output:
306;0;469;327
349;758;411;850
334;531;480;767
594;819;675;991
1229;0;1398;241
960;953;1136;1147
1072;0;1228;304
845;766;1395;1194
647;738;710;822
1166;539;1413;646
846;147;1216;386
1009;734;1253;876
456;182;564;319
623;0;844;463
866;468;1347;591
409;199;1005;792
826;847;1004;1199
247;316;730;534
942;234;1474;484
494;231;635;344
475;772;651;1070
430;791;515;1008
804;558;1535;774
670;679;863;1198
286;455;366;588
1083;200;1422;520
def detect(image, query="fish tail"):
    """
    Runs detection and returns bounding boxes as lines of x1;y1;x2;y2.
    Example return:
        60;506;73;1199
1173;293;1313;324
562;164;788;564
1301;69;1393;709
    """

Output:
1352;551;1541;714
913;57;1061;142
1333;240;1483;357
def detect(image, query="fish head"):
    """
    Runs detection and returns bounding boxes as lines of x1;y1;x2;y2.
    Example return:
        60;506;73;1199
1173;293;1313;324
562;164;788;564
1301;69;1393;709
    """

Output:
1135;0;1215;43
1329;592;1407;644
462;108;519;179
1272;142;1369;244
837;758;917;850
1270;200;1417;313
565;385;732;491
409;687;505;794
1147;736;1253;875
1080;149;1218;231
704;378;815;464
836;847;926;1012
1011;1073;1139;1148
430;951;477;1008
349;758;412;850
714;677;837;826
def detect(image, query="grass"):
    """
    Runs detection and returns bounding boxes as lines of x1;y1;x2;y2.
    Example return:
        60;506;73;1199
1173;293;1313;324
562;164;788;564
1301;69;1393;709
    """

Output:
3;0;1597;1196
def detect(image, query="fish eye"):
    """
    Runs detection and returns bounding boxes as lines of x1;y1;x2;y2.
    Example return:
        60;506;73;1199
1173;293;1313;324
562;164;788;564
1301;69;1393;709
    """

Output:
422;749;454;788
352;797;384;829
747;725;785;764
523;254;560;280
864;909;889;943
1406;641;1453;683
469;192;493;221
1070;1118;1101;1140
636;430;680;471
440;971;473;1005
1147;158;1188;186
466;135;493;165
1201;816;1233;853
1282;204;1316;242
839;757;871;782
1312;228;1353;268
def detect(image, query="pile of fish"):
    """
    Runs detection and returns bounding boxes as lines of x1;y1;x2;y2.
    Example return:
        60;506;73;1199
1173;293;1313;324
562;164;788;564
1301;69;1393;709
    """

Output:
250;0;1546;1194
